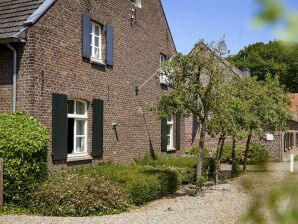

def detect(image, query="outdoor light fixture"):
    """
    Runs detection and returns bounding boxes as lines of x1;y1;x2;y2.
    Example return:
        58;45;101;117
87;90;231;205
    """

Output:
112;123;119;128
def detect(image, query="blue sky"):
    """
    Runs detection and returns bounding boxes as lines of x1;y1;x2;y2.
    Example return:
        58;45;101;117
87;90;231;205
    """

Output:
161;0;298;55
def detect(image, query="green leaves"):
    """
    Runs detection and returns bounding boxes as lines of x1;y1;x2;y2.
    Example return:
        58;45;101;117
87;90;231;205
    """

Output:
209;74;291;141
254;0;298;42
0;112;48;206
156;40;228;120
228;40;298;92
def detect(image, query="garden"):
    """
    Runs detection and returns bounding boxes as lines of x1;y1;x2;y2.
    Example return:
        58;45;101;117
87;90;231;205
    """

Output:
0;112;271;217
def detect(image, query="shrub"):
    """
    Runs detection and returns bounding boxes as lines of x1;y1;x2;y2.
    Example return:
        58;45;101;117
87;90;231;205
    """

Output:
246;143;269;164
231;162;242;178
137;155;215;185
185;146;210;157
220;143;269;165
33;173;129;216
221;144;244;164
137;155;196;169
295;155;298;161
126;169;178;205
203;157;216;178
92;164;179;205
136;155;196;184
0;112;48;205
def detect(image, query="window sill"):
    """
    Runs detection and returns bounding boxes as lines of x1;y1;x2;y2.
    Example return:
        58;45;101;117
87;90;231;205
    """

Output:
90;58;105;66
167;147;176;152
67;155;92;162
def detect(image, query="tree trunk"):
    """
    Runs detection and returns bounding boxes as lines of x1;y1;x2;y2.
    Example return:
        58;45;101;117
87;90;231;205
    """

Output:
196;120;207;194
214;134;225;185
231;138;237;178
243;130;252;172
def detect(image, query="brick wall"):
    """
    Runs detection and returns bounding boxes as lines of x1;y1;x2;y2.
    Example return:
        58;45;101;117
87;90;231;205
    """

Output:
184;113;298;161
0;0;182;170
0;45;13;113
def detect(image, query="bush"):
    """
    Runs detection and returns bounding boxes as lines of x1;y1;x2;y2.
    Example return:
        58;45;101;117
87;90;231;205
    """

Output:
220;143;268;165
0;112;48;205
33;173;129;216
203;157;216;178
92;164;179;205
221;144;244;164
137;155;196;184
185;146;210;157
137;155;215;185
247;143;269;164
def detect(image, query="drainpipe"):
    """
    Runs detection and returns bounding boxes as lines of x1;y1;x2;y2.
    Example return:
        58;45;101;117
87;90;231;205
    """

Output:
6;43;17;113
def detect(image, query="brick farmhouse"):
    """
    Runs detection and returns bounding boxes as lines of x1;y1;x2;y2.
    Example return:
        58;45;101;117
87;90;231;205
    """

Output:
0;0;184;170
1;0;296;170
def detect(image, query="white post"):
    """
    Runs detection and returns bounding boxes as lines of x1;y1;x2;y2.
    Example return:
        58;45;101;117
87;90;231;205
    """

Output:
290;154;294;173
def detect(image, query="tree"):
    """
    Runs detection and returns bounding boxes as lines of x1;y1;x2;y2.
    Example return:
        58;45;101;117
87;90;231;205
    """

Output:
227;40;298;92
208;78;250;182
237;75;291;172
156;40;228;193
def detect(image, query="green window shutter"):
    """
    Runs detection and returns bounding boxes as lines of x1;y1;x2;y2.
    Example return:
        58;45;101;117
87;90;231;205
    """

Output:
82;14;91;59
92;99;104;157
161;118;167;152
106;25;114;66
52;93;68;162
176;114;181;150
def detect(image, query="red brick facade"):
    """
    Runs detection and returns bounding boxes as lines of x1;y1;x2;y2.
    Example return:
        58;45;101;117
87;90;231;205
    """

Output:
0;0;183;170
184;109;298;161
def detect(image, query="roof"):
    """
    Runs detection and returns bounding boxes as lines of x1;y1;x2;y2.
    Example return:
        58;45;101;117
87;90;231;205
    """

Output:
189;42;244;77
288;93;298;115
0;0;55;40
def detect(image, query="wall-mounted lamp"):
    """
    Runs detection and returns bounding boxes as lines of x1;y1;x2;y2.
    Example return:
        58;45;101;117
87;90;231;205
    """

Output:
112;123;120;128
112;123;119;141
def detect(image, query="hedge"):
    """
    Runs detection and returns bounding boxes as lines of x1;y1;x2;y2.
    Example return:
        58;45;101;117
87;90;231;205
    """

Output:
0;112;48;205
33;173;129;216
221;143;269;165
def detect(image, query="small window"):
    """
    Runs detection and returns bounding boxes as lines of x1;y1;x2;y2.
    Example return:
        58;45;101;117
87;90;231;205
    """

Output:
160;54;170;85
167;116;174;150
91;22;102;63
130;0;142;8
160;54;167;64
67;100;88;157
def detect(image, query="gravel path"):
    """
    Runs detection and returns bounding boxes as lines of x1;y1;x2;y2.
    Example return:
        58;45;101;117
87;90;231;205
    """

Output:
0;179;249;224
0;162;296;224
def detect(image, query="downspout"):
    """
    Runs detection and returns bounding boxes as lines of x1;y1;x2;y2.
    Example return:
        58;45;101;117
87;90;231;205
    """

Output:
6;43;17;113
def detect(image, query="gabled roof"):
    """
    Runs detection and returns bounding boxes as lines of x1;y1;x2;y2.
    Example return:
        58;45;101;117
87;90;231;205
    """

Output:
0;0;54;40
189;42;244;77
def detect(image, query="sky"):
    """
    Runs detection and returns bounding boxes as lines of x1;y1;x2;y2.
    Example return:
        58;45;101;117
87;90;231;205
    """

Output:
161;0;298;55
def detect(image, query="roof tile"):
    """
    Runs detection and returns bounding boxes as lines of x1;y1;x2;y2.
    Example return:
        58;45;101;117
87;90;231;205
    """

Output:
0;0;44;39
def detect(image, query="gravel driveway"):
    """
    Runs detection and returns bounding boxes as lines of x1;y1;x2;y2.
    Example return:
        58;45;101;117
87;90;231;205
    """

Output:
0;162;296;224
0;179;248;224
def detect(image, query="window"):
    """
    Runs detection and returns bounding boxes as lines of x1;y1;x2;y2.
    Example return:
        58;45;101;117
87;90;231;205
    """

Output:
67;100;88;156
160;54;170;85
167;117;174;150
160;54;167;64
91;22;102;63
130;0;142;8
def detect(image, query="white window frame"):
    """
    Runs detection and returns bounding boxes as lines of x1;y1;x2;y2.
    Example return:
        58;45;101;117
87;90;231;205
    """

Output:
130;0;142;8
67;100;88;157
160;54;166;64
91;22;102;63
159;54;170;85
167;117;175;151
